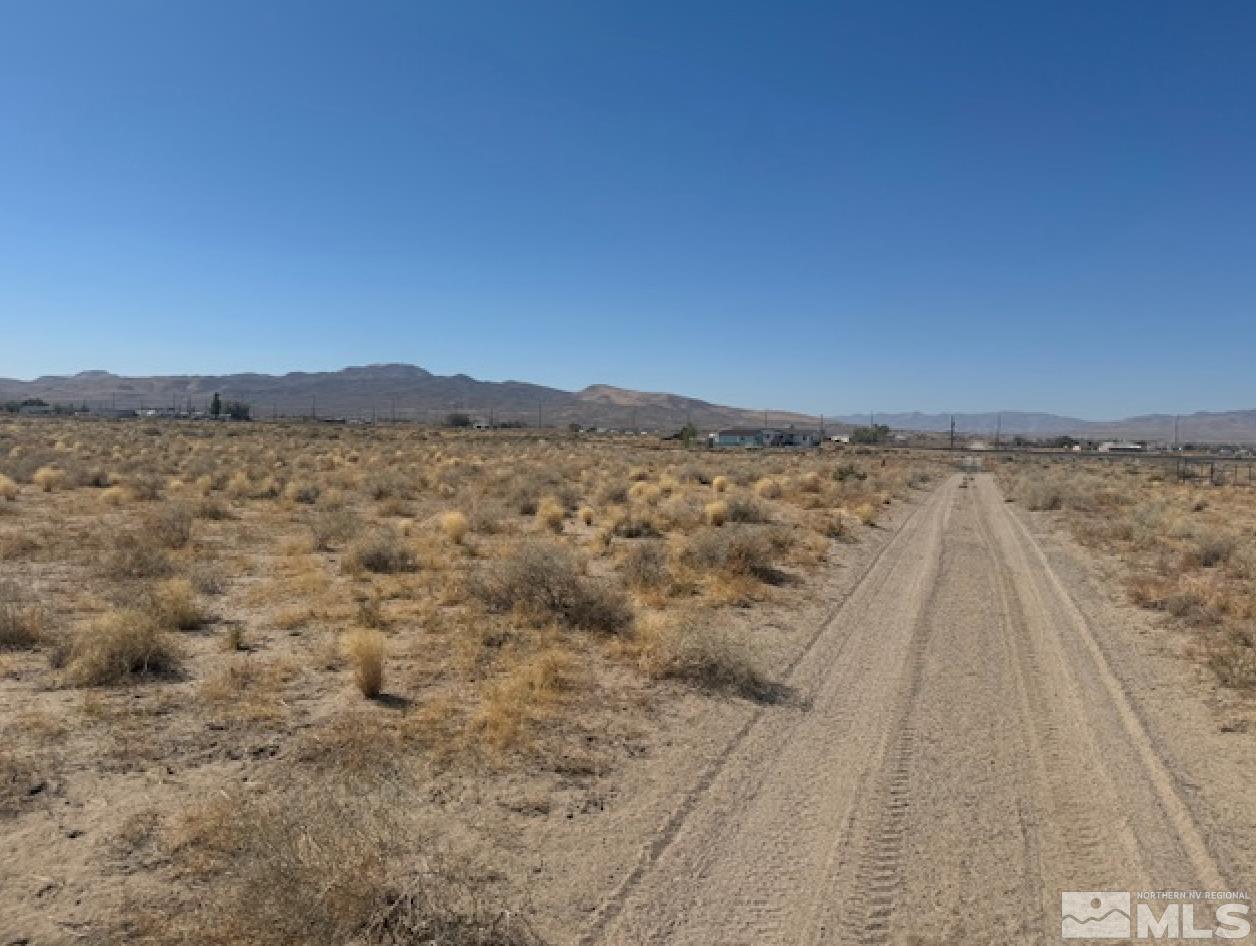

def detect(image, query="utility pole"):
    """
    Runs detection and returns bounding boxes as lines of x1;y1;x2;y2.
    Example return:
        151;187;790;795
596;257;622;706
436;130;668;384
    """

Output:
311;395;316;421
1174;415;1180;450
949;415;956;451
995;414;1002;450
537;402;542;429
763;409;769;428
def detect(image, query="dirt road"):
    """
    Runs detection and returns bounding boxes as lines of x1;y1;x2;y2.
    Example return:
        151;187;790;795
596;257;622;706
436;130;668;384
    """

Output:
577;473;1248;945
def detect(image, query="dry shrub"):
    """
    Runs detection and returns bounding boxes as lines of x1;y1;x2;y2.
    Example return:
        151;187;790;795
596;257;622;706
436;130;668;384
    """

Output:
704;500;728;527
311;507;362;550
609;508;661;538
283;480;321;505
343;530;415;575
637;614;772;700
143;503;194;549
578;505;594;526
682;526;777;582
440;510;470;544
32;465;67;492
193;496;233;520
344;628;385;698
160;781;540;946
102;533;174;580
798;471;823;493
470;541;632;633
726;495;770;523
536;496;565;533
146;578;208;630
1189;531;1237;569
0;474;16;501
621;541;670;593
0;581;44;650
712;475;729;493
753;477;781;499
1015;473;1065;511
64;610;180;686
1207;629;1256;689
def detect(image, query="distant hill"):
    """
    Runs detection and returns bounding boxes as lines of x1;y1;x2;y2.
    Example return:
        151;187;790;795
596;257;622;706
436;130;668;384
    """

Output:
0;364;825;432
4;365;1252;442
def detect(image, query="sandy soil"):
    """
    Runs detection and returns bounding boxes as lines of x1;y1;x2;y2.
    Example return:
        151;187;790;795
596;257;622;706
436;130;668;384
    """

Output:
3;471;1252;945
552;473;1255;945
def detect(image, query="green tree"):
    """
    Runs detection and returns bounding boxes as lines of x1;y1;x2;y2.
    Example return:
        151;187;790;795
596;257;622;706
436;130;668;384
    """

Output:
210;392;222;417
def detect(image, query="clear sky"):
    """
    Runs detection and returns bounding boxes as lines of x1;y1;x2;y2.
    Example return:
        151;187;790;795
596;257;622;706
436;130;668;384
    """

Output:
2;2;1253;418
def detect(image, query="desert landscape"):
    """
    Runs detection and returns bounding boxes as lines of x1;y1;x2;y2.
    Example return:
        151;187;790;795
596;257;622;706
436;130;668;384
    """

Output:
6;3;1256;942
1;417;1253;944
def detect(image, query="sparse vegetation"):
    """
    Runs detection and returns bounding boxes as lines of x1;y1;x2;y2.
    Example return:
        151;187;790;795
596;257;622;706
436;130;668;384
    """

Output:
0;415;936;941
1004;460;1256;690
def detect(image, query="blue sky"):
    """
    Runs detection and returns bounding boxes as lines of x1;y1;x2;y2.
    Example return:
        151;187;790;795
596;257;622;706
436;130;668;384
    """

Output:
2;2;1254;418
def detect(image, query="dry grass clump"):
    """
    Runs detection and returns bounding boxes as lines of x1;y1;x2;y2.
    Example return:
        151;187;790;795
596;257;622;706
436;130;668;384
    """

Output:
712;475;729;493
343;530;416;575
63;610;181;686
160;781;540;946
472;648;576;750
536;496;565;533
32;465;68;492
0;580;45;650
636;614;772;701
344;628;386;698
753;476;782;499
0;474;16;501
471;541;632;633
439;510;470;544
146;578;208;630
703;500;728;526
578;505;595;525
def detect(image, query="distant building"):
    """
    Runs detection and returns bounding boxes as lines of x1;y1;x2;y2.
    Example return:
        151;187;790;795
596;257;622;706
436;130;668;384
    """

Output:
713;426;822;448
1098;441;1144;453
